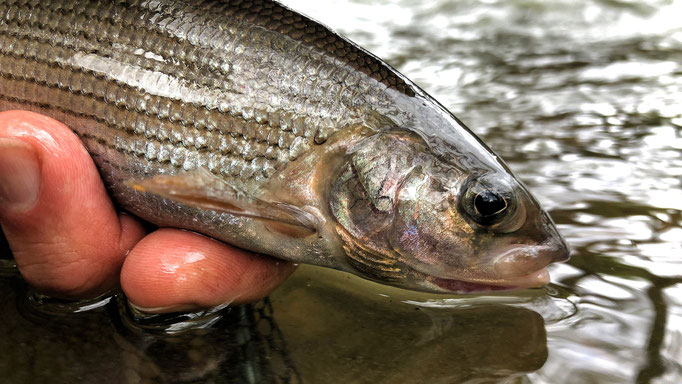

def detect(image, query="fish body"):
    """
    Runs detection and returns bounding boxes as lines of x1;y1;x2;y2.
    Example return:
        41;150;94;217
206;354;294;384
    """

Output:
0;0;569;292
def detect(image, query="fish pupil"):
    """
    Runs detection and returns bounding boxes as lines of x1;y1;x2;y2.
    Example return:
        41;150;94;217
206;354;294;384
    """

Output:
474;191;507;217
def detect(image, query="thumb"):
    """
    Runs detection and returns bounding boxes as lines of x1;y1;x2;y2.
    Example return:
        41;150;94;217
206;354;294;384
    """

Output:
0;110;145;298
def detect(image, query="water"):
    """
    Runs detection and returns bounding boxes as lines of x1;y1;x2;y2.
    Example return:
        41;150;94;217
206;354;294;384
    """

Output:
2;0;682;382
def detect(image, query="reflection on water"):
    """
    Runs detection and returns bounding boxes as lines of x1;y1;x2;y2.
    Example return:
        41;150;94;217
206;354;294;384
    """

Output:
270;268;549;383
2;0;682;382
0;277;302;384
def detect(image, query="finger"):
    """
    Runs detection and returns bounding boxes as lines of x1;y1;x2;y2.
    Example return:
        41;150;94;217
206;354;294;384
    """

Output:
120;228;297;313
0;110;146;298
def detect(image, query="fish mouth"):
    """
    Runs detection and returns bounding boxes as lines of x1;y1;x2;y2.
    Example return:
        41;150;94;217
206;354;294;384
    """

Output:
424;241;566;293
429;268;551;293
493;242;569;279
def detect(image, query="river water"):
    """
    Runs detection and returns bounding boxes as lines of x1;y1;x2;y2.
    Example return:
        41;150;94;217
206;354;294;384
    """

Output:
1;0;682;383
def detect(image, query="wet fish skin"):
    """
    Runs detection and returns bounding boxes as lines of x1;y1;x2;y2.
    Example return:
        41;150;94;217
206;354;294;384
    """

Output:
0;0;569;293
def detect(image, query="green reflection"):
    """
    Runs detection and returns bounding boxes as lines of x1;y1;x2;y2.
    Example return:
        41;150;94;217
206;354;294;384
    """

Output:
270;266;548;383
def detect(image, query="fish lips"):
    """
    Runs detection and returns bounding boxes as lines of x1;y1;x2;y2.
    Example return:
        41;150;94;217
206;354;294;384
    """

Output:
426;242;569;293
428;268;549;293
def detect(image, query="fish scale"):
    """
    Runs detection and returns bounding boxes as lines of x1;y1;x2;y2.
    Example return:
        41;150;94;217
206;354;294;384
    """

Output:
0;1;236;89
0;52;293;180
1;2;362;166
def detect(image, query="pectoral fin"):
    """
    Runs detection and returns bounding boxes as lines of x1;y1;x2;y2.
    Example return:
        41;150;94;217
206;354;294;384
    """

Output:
125;168;318;233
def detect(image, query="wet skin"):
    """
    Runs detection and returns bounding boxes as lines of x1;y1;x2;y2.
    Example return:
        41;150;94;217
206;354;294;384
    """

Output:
0;110;296;312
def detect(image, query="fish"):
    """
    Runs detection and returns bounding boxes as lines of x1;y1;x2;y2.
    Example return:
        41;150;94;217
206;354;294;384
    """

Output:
0;0;569;293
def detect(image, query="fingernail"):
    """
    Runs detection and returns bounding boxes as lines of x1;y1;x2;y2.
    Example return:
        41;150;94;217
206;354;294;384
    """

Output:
0;138;40;211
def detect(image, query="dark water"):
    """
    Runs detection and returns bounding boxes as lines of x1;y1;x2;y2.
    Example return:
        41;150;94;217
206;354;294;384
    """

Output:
2;0;682;383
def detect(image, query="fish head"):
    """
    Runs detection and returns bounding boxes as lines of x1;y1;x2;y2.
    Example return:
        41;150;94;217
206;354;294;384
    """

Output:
330;131;569;293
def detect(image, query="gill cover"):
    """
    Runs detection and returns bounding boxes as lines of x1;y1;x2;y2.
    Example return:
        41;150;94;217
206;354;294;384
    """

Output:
329;131;475;282
329;132;425;281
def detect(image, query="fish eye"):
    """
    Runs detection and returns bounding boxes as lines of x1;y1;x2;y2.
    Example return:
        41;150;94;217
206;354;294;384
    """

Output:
474;190;508;218
458;176;519;229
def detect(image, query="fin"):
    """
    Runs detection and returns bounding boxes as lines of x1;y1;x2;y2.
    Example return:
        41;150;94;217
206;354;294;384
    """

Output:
264;221;316;238
125;168;319;233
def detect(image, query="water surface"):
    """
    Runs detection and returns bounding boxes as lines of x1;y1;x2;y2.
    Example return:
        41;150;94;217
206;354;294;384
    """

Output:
2;0;682;383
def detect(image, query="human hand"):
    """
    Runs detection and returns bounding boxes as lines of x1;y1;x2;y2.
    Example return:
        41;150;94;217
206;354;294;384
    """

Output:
0;110;296;313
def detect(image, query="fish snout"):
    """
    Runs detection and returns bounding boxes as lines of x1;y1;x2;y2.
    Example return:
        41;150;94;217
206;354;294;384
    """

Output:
493;241;569;279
